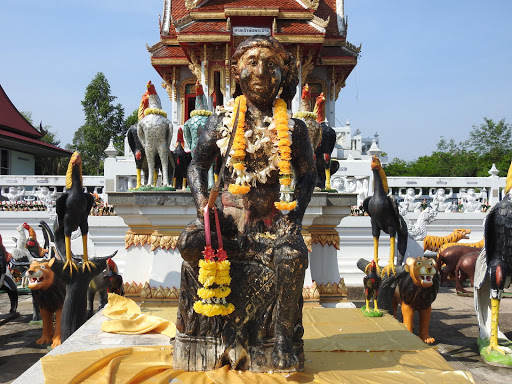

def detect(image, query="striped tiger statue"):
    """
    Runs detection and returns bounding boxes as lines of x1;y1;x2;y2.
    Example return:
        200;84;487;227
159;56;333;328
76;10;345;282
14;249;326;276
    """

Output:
423;228;471;253
438;237;484;254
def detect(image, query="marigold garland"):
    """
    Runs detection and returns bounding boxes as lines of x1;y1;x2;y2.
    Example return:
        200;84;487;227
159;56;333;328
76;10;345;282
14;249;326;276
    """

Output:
218;96;297;210
194;206;235;317
293;111;316;120
190;110;212;117
144;108;167;118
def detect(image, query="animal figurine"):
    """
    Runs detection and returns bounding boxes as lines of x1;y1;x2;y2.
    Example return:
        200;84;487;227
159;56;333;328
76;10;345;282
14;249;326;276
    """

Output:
26;260;66;348
293;84;322;153
363;156;408;276
183;81;211;157
172;127;192;189
438;245;482;286
11;223;34;264
455;251;479;293
438;237;484;254
137;81;174;187
55;152;95;275
377;257;439;344
362;259;382;316
22;222;48;258
474;162;512;363
87;258;124;318
0;234;17;314
127;124;149;189
393;257;439;344
313;93;337;190
423;228;471;253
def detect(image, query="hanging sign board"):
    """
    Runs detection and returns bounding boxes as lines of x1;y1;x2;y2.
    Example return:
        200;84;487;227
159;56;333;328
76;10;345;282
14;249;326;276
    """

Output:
233;27;271;36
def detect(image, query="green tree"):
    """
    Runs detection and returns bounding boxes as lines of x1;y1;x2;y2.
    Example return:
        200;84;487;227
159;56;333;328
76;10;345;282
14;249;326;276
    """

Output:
468;118;512;176
21;111;66;175
125;109;138;128
68;72;126;175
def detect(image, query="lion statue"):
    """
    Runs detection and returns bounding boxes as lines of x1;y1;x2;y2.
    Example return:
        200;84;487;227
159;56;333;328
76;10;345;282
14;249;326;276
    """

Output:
26;260;66;348
377;256;440;344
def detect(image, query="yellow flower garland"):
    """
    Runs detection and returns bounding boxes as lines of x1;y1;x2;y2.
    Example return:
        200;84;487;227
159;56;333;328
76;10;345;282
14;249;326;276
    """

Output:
224;96;297;210
144;108;167;118
190;110;212;117
293;111;316;120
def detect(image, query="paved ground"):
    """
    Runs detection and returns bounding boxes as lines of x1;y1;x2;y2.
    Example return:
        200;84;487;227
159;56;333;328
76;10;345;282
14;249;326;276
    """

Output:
1;286;512;384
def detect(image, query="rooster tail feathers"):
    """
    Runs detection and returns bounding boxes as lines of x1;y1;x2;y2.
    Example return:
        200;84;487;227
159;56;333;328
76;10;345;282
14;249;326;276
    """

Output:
397;215;408;265
377;274;398;314
39;221;56;259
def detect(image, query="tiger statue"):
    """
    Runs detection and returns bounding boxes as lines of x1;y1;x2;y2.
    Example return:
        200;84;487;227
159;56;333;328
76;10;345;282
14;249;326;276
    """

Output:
438;237;484;254
26;260;65;348
423;228;471;253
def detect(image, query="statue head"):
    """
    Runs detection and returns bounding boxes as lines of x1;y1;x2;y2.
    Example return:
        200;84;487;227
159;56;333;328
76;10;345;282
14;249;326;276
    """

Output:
9;186;16;194
437;188;445;196
407;188;415;195
467;188;475;195
231;36;298;107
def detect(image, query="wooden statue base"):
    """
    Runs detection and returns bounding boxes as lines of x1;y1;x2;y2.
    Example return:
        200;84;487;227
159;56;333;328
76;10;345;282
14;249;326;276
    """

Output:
173;332;304;372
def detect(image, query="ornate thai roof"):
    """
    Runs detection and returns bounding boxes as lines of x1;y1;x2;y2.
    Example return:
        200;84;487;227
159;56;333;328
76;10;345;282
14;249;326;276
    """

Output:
0;84;71;157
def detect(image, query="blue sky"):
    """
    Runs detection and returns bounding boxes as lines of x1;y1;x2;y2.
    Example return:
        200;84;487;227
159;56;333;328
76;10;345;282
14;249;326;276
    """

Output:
1;0;511;161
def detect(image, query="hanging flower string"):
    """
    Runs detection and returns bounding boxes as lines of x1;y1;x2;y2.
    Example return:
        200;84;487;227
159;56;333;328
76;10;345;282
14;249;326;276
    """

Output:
218;96;296;210
274;98;297;211
193;204;235;317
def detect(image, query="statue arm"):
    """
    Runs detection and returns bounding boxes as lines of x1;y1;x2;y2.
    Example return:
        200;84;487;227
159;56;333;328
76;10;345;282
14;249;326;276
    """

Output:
416;189;423;198
288;119;316;223
187;115;221;220
447;188;453;198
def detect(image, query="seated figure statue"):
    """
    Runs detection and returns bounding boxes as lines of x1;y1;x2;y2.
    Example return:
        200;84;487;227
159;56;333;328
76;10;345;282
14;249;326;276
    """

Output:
429;187;453;212
399;187;422;212
175;36;316;373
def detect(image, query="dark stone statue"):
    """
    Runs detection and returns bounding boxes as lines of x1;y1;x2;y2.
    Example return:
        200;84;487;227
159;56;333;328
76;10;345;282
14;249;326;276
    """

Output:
175;36;316;372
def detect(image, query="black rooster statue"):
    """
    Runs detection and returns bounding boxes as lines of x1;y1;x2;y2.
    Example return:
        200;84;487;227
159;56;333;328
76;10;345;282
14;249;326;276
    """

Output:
55;152;95;275
474;161;512;365
313;93;338;190
362;259;382;316
363;156;408;277
172;127;192;189
127;124;149;189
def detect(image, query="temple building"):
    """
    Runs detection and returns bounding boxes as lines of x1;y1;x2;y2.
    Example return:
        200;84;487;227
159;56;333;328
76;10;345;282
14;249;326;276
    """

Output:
147;0;360;126
0;84;70;175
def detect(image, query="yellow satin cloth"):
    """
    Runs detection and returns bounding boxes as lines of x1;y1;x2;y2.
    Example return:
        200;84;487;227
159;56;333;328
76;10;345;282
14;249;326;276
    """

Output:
40;295;475;384
100;294;176;338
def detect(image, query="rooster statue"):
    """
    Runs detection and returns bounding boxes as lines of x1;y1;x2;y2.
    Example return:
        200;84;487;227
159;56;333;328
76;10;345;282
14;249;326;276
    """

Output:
183;81;211;157
474;161;512;364
293;84;322;153
11;223;33;263
172;127;192;189
1;234;17;314
363;156;408;276
55;152;95;275
137;81;174;187
314;93;338;190
362;259;382;316
22;222;47;258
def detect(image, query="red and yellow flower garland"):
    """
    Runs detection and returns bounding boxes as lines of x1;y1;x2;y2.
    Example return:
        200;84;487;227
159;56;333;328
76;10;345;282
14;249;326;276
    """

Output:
226;96;297;210
193;205;235;317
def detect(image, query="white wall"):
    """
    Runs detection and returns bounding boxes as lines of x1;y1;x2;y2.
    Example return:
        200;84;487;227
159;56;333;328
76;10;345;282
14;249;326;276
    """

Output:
9;150;35;175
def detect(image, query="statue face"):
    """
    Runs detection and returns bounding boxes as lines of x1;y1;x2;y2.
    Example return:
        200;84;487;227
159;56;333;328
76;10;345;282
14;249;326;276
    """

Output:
407;188;414;195
467;188;475;195
438;188;445;196
9;187;16;194
234;47;284;108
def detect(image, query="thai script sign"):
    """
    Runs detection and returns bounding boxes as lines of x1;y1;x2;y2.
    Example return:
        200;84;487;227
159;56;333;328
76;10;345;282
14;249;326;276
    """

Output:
233;27;271;36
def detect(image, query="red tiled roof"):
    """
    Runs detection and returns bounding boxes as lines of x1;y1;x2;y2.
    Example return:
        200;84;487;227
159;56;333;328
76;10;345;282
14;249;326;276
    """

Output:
316;0;339;37
198;0;306;12
172;0;309;21
278;20;323;35
0;128;71;156
180;20;227;33
152;45;187;58
0;85;42;139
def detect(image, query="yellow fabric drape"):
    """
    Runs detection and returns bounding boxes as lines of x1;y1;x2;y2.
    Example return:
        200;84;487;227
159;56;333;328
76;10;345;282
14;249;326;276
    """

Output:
41;294;475;384
100;294;176;338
